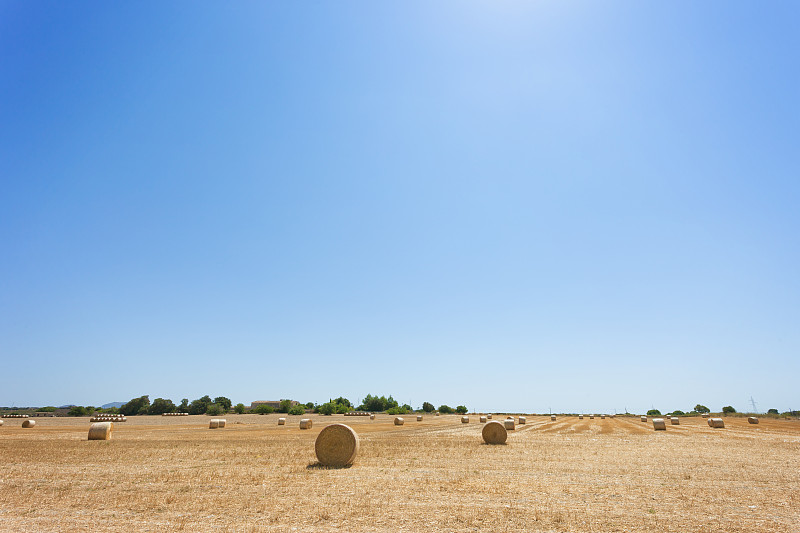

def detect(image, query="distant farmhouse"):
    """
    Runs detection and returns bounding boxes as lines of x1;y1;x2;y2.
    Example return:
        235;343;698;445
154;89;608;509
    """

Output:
250;400;299;410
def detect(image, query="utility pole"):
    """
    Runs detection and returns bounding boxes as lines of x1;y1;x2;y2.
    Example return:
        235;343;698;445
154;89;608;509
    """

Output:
750;396;758;413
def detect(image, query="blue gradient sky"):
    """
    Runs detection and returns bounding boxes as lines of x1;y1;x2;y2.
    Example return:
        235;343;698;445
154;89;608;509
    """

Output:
1;2;798;413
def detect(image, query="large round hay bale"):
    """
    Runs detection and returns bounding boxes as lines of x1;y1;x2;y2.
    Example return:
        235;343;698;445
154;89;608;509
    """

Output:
278;417;286;425
550;415;556;421
22;420;35;428
641;415;647;422
518;416;526;424
748;417;759;424
670;417;680;425
0;420;4;426
416;415;422;421
461;416;469;424
652;418;666;430
479;415;487;423
709;418;725;428
503;419;515;430
482;421;508;444
218;419;226;428
299;419;313;429
88;422;113;440
209;419;220;429
315;424;359;467
394;417;404;426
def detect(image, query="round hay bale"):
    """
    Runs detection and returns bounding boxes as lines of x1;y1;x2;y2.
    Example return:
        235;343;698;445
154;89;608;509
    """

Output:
0;420;4;426
482;421;508;444
670;417;680;425
209;419;220;429
641;415;647;422
550;415;556;421
435;412;440;416
416;415;422;421
394;417;404;426
701;413;710;418
709;418;725;428
518;416;526;424
278;417;286;425
369;414;375;420
461;416;469;424
218;419;226;428
600;415;605;419
652;418;666;431
589;415;594;419
503;419;515;430
88;422;113;440
299;419;313;429
479;415;487;423
579;415;584;419
748;417;759;424
487;414;492;419
22;420;35;428
315;424;359;467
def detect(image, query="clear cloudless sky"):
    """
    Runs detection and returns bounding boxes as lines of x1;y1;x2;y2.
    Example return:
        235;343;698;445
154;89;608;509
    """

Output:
1;2;798;414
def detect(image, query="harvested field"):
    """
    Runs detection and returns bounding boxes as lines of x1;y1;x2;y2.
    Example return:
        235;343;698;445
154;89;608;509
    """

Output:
0;414;798;532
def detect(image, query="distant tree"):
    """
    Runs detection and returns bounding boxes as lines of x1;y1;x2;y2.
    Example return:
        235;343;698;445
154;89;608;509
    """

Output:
333;397;351;408
214;397;232;411
671;410;686;416
148;398;176;415
278;400;293;413
647;409;661;416
120;396;150;416
694;404;710;414
234;403;245;414
206;403;224;416
252;404;274;415
455;405;468;414
288;404;305;415
387;406;409;415
422;402;435;413
305;402;314;409
188;396;212;415
68;406;87;417
722;405;736;414
179;399;189;412
36;406;57;412
439;405;454;414
767;408;779;415
318;402;336;415
85;406;96;413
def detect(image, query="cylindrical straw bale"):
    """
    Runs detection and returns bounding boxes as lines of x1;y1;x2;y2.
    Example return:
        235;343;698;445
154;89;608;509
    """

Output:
701;413;710;418
600;415;605;419
579;415;584;420
299;419;313;429
487;414;492;419
670;417;680;425
641;415;647;422
482;421;508;444
480;415;487;423
394;417;404;426
218;419;226;428
590;415;594;419
278;417;286;425
748;417;759;424
461;416;469;423
315;424;359;467
503;419;515;430
22;420;35;428
370;414;375;420
88;422;113;440
518;416;526;424
435;412;440;416
652;418;666;430
550;415;556;421
417;415;422;421
708;418;725;428
0;420;3;426
209;419;220;429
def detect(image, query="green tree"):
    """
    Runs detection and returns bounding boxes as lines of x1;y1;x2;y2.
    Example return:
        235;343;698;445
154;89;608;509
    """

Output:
68;406;87;417
647;409;661;416
188;396;212;415
455;405;468;414
422;402;434;413
148;398;176;415
234;403;245;414
178;399;189;412
278;400;292;413
288;404;305;415
333;397;351;408
252;404;274;414
722;405;736;414
439;405;453;414
767;408;779;415
120;396;150;416
36;406;57;412
671;410;686;416
305;402;315;409
206;403;224;416
214;397;232;411
318;402;336;415
694;404;710;414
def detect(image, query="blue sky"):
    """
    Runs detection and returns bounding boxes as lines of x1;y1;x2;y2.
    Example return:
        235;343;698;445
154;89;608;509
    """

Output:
1;2;798;414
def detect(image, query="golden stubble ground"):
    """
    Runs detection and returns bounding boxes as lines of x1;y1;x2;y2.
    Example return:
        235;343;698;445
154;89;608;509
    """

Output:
1;414;798;532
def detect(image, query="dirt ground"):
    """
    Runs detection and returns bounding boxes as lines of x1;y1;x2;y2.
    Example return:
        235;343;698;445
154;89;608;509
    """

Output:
1;413;798;532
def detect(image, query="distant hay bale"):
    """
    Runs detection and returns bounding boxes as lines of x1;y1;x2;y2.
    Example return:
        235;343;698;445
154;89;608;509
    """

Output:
503;419;515;430
209;419;220;429
88;422;113;440
299;419;313;429
748;417;759;424
218;419;226;428
278;418;286;425
670;417;679;425
461;416;469;424
394;417;404;426
480;415;487;423
487;414;492;419
708;418;725;428
701;413;710;418
518;416;526;424
370;414;375;420
600;415;605;419
315;424;359;467
417;415;422;421
589;415;594;419
579;415;584;420
482;421;508;444
22;420;35;428
641;415;647;422
652;418;666;431
550;415;556;421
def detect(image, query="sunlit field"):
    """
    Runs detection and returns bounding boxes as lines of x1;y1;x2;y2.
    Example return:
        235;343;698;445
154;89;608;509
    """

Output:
1;414;798;532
